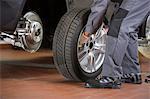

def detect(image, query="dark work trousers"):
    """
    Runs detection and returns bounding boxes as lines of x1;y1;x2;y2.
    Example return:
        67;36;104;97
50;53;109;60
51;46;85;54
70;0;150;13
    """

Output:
85;0;150;78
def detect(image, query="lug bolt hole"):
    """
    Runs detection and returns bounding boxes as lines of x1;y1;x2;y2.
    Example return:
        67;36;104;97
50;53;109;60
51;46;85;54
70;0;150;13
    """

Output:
90;37;92;40
86;43;88;46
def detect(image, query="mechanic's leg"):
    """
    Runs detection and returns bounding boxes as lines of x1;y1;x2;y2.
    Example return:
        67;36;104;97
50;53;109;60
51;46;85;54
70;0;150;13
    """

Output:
101;0;150;79
121;32;140;74
121;32;142;84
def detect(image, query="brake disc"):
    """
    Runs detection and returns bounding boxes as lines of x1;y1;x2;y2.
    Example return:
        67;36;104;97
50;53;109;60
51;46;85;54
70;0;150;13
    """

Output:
21;12;43;53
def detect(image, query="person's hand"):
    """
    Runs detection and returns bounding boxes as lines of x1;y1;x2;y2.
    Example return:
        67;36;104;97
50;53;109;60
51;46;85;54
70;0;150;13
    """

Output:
80;32;90;45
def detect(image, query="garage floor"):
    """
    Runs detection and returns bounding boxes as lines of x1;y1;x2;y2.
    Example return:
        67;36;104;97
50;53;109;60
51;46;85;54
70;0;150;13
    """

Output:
0;45;150;99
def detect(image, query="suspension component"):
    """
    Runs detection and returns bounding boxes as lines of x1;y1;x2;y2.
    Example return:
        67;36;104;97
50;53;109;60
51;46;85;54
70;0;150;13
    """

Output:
0;12;43;53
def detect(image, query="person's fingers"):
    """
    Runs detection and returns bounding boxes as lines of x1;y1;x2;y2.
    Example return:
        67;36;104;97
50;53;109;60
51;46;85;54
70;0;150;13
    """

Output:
80;35;89;44
79;32;90;45
84;32;90;37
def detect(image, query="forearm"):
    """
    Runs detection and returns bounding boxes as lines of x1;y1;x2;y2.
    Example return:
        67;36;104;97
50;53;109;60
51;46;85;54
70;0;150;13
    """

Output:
85;0;110;34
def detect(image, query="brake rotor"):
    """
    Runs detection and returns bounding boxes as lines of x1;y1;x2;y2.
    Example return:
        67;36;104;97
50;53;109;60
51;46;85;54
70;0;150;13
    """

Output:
21;12;43;53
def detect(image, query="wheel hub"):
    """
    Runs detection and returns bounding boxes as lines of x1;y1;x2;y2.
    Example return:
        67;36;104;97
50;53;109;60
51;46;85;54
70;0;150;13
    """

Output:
30;21;43;43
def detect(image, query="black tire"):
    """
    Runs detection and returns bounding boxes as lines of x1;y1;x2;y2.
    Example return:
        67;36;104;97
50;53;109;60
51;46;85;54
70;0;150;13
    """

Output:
53;8;102;81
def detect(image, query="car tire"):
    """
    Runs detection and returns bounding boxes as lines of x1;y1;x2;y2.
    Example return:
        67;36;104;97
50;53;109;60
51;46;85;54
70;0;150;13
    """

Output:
53;8;105;81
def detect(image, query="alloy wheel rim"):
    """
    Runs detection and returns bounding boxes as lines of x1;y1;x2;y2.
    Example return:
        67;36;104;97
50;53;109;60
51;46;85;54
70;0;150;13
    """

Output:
77;23;107;73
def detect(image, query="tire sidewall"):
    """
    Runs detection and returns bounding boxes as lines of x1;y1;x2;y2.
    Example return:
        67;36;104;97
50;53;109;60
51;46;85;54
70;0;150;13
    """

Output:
70;9;102;81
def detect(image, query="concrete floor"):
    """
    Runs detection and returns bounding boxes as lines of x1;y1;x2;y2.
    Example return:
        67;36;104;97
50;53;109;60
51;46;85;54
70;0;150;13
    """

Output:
0;45;150;99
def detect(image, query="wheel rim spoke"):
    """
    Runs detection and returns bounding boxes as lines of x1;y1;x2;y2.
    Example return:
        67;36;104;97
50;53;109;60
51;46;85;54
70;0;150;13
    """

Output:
78;48;88;57
95;23;107;39
79;53;89;66
88;52;96;71
94;43;106;48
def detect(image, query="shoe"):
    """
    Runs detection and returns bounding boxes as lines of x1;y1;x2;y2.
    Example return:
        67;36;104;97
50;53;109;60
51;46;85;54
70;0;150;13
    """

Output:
85;76;121;89
145;75;150;83
121;73;142;84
